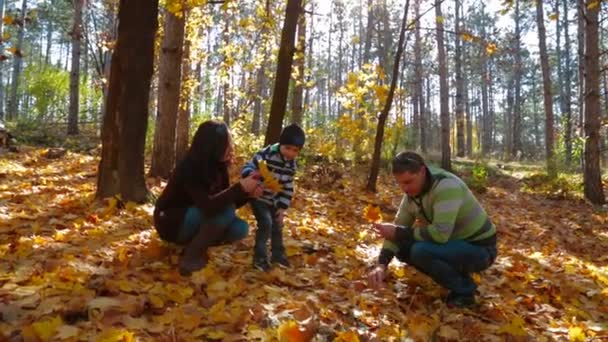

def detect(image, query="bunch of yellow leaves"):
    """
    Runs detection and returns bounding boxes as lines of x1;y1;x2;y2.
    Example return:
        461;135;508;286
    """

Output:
258;160;283;193
362;204;383;223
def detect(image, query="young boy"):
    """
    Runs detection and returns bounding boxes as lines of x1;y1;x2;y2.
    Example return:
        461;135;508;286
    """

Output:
242;124;305;271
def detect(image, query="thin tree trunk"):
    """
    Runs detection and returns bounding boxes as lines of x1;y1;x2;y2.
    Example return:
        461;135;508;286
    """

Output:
363;0;373;64
150;9;185;178
176;22;192;165
583;0;606;204
97;0;158;202
454;0;465;157
414;0;425;153
68;0;84;135
7;0;27;120
222;9;231;125
264;0;302;145
578;0;585;139
291;3;305;125
564;0;573;166
252;0;270;135
512;0;523;157
367;0;410;192
536;0;556;177
0;0;6;120
436;0;451;170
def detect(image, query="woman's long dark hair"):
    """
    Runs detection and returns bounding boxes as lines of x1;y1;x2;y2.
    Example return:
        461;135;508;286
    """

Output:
176;120;230;189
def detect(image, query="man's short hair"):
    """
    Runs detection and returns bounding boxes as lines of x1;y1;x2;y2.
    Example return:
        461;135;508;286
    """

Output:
392;151;425;174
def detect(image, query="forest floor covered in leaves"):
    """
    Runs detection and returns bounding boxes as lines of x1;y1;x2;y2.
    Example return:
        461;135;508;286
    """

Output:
1;147;607;341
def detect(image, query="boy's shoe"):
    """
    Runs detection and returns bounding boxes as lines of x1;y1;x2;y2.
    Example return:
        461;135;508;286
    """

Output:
445;292;476;308
253;257;271;272
271;253;291;268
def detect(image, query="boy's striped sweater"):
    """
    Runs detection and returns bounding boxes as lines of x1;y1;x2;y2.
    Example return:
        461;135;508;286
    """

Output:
242;143;296;210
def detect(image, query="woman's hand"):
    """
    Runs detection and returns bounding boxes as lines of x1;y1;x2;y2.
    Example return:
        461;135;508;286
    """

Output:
240;173;260;193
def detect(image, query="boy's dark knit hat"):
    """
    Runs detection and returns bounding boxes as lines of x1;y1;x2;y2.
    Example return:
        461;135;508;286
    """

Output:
279;123;306;148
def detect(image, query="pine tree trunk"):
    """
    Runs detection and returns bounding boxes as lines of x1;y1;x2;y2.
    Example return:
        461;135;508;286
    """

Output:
264;0;302;145
96;0;158;202
291;4;306;126
454;0;465;157
176;25;191;165
363;0;373;64
68;0;83;135
536;0;556;177
367;0;410;192
0;0;6;120
564;0;573;167
7;0;27;120
436;0;451;170
252;0;270;135
150;9;185;179
578;0;585;140
583;0;606;204
512;0;522;157
414;0;425;153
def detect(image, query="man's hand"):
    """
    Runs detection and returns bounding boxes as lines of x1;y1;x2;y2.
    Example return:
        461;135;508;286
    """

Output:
373;223;397;240
367;264;387;289
275;209;285;226
250;185;264;198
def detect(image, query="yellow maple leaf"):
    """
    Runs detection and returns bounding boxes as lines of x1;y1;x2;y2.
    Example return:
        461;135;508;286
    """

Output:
460;32;474;42
3;15;14;25
497;316;527;337
27;315;63;341
548;13;558;21
363;204;383;223
568;326;586;342
96;329;134;342
587;1;599;10
259;160;283;193
486;43;497;56
334;330;360;342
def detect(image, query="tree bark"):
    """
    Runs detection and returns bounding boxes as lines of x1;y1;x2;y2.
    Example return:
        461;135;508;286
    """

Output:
0;0;6;120
536;0;556;177
264;0;302;145
96;0;158;202
512;0;522;158
436;0;451;170
583;0;606;204
6;0;27;120
68;0;84;135
414;0;425;153
149;9;185;178
454;0;465;157
252;0;270;135
563;0;573;166
176;23;192;165
291;3;306;126
577;0;585;140
367;0;410;192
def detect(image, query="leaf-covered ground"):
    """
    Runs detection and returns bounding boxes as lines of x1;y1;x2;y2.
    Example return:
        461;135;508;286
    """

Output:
1;148;607;341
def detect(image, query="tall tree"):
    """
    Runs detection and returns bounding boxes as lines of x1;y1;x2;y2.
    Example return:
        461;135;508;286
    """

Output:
367;0;410;192
536;0;556;177
252;0;270;135
68;0;84;135
264;0;302;145
511;0;523;157
176;15;192;165
149;8;185;178
0;0;6;120
454;0;465;157
583;0;606;204
577;0;585;139
436;0;451;170
414;0;426;153
96;0;158;202
563;0;573;167
291;2;306;126
7;0;27;120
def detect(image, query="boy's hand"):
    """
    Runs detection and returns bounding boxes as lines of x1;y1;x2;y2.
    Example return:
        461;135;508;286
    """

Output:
275;209;285;226
373;223;397;240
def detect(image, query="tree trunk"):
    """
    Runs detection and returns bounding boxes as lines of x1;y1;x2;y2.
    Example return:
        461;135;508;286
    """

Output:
96;0;158;202
68;0;84;135
512;0;522;157
363;0;373;64
264;0;302;145
536;0;556;177
222;10;231;125
563;0;573;167
367;0;410;192
583;0;606;204
436;0;451;170
45;4;53;65
7;0;27;120
252;0;270;135
0;0;6;120
414;0;425;153
291;3;306;125
577;0;585;139
176;24;192;165
454;0;464;157
149;9;185;179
